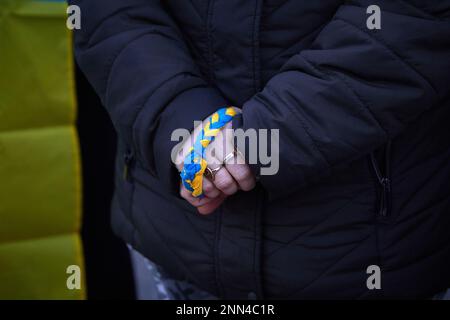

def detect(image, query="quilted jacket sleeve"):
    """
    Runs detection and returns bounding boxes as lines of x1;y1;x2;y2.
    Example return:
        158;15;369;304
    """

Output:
70;0;227;192
241;0;450;199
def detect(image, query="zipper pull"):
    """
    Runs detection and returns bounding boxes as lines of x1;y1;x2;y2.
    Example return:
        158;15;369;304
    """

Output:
123;151;134;181
380;177;391;217
370;148;392;218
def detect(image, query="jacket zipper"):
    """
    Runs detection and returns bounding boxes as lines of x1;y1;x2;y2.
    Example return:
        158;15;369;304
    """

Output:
369;141;392;218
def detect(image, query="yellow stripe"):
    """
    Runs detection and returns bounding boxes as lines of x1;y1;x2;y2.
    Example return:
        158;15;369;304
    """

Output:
211;112;219;124
200;139;209;148
226;107;237;117
203;128;220;137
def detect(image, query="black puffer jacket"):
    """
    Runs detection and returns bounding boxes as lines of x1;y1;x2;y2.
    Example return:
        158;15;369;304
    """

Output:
72;0;450;299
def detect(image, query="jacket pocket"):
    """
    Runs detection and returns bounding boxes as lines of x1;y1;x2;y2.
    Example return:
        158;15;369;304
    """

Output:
369;140;392;221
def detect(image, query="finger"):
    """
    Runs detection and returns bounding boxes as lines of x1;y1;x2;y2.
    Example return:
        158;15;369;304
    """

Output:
212;167;239;195
202;177;221;198
175;145;186;172
224;152;255;191
225;163;255;191
202;128;238;196
180;185;215;207
197;194;227;215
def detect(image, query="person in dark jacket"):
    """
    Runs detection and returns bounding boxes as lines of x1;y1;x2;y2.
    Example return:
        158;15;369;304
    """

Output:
71;0;450;299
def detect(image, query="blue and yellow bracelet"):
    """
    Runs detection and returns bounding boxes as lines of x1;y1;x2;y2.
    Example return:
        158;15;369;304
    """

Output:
180;107;237;198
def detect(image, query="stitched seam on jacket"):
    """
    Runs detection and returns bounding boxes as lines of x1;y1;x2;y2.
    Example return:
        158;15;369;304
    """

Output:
254;187;265;298
297;52;390;139
253;194;259;297
397;0;444;20
263;84;331;169
84;3;185;50
213;208;225;297
187;2;205;22
252;0;264;299
334;17;439;96
265;193;358;258
104;29;162;106
205;0;223;297
206;0;216;84
329;70;389;138
104;27;193;110
130;76;205;173
284;234;372;298
263;22;326;64
265;0;290;16
252;0;263;93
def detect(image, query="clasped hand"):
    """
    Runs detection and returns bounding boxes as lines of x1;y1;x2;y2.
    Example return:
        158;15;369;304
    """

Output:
175;108;256;214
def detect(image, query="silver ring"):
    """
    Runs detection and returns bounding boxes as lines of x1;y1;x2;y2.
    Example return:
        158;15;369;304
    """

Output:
223;149;237;164
224;147;244;165
204;165;222;181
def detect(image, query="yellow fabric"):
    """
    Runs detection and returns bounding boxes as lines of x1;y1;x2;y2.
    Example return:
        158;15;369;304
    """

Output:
0;0;85;299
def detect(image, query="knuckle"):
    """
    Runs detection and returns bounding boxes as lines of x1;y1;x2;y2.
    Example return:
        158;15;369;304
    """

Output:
235;168;252;182
223;184;238;195
207;186;220;197
215;176;233;191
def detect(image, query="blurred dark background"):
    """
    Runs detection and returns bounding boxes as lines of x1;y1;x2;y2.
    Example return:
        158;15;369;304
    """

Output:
75;63;135;300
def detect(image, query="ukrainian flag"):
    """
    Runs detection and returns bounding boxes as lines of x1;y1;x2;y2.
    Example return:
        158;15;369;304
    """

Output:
0;0;84;299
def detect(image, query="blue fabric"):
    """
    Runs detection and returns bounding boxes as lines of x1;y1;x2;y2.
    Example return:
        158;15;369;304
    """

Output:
72;0;450;299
